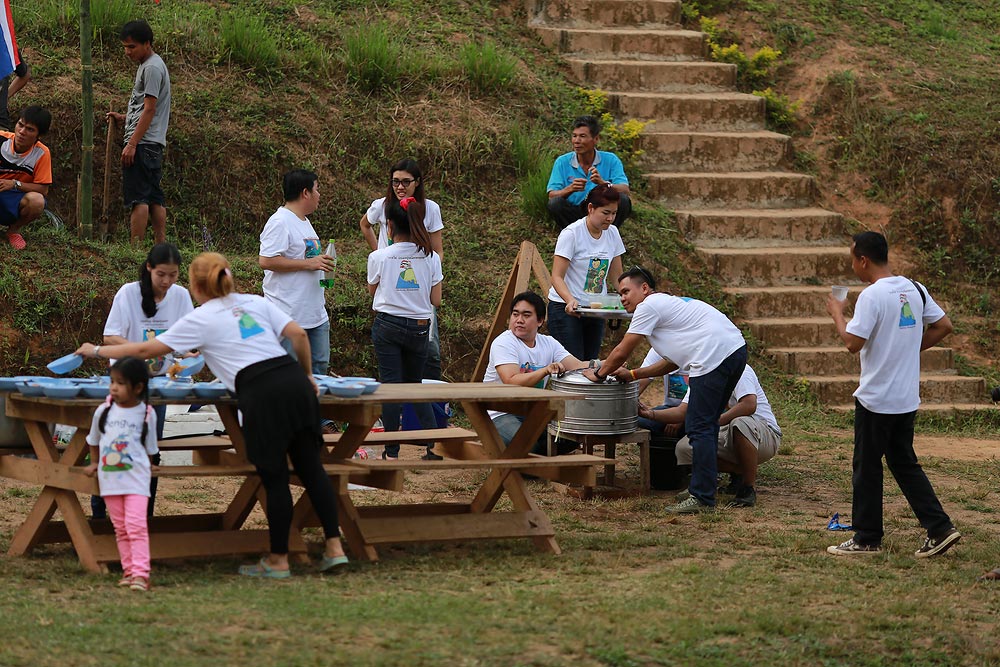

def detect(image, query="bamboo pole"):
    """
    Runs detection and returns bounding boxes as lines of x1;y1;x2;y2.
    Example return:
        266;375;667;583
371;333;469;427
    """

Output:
100;111;114;240
79;0;94;239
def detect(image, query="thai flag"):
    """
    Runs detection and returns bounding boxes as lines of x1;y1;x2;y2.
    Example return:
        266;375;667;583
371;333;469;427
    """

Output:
0;0;20;81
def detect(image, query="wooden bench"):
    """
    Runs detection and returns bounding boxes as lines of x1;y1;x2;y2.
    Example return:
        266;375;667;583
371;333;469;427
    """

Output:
323;426;478;445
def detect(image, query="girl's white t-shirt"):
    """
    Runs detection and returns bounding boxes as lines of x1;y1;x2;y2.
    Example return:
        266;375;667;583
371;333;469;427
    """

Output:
367;242;443;320
103;281;194;376
366;197;444;250
87;402;159;497
259;206;329;329
483;329;571;420
547;218;626;304
156;293;293;392
627;293;745;378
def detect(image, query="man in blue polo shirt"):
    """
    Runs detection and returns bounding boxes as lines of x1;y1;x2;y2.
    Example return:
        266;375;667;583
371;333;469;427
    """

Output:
546;115;632;229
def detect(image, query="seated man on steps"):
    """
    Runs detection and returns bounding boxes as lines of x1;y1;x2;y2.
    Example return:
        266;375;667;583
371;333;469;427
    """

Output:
0;106;53;250
546;115;632;230
644;364;781;508
483;290;587;455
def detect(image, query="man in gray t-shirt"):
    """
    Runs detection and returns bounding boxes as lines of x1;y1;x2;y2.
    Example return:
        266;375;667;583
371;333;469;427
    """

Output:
107;20;171;245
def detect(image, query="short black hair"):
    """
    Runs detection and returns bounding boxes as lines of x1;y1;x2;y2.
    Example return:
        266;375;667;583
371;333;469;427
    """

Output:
851;231;889;265
282;169;318;202
19;106;51;135
572;115;601;138
120;20;154;44
618;265;657;291
510;291;546;320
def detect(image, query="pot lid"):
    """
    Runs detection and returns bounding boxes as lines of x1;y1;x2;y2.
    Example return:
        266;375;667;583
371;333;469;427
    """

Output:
552;368;629;386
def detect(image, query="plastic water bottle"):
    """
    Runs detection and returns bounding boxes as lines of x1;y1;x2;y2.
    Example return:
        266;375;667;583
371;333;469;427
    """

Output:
353;448;371;460
319;239;336;288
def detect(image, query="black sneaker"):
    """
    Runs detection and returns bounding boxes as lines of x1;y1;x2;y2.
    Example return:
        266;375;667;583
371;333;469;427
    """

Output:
826;538;882;556
420;451;444;461
729;484;756;507
915;528;961;558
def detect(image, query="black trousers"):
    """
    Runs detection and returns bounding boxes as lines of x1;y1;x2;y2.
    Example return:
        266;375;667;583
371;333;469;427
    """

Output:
547;193;632;229
257;428;341;555
851;401;953;546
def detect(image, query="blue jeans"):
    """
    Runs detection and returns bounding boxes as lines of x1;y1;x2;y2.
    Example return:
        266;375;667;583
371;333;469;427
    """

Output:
372;313;436;457
547;300;606;362
281;319;330;375
492;413;548;455
91;403;166;519
685;345;747;506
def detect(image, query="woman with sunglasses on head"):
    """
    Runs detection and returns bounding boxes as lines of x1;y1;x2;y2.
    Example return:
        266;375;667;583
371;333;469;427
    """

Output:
360;159;444;382
547;183;626;362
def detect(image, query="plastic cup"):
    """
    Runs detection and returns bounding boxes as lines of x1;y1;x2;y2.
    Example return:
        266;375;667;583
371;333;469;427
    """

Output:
831;285;849;301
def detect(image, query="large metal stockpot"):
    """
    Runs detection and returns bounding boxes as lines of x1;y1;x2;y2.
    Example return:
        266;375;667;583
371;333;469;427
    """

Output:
549;369;639;435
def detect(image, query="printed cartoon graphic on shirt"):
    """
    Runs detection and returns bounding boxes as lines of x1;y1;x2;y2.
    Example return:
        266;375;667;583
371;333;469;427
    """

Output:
143;329;169;374
101;436;135;472
303;238;321;259
233;307;265;339
520;362;547;389
899;293;917;328
396;259;420;290
583;257;609;293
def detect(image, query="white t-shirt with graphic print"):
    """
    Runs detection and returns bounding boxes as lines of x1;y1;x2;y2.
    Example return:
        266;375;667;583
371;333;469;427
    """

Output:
259;206;329;329
484;329;571;420
846;275;945;414
156;293;292;392
87;402;159;497
547;218;626;305
366;197;444;250
103;281;194;376
367;242;443;320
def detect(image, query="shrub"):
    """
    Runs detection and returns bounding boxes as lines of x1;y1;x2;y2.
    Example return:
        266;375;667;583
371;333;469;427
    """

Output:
220;11;281;73
343;23;406;92
459;41;517;93
753;87;802;131
519;168;550;222
710;43;782;90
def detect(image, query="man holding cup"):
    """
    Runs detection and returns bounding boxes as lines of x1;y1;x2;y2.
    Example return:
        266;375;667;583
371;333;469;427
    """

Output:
825;231;960;558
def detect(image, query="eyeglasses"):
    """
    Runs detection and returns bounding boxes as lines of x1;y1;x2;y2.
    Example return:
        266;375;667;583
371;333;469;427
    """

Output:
391;178;416;188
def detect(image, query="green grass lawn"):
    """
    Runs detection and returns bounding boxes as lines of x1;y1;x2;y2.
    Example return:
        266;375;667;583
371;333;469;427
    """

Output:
2;424;998;667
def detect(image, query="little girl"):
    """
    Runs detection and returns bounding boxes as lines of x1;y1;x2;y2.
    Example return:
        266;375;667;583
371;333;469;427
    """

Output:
84;357;159;591
367;197;443;459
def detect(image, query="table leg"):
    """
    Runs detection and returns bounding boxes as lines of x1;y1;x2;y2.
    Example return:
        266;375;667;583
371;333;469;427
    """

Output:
333;477;378;561
328;417;377;460
222;478;264;531
7;487;59;556
55;489;106;573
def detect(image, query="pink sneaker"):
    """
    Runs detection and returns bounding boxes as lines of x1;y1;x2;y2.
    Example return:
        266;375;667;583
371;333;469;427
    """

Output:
7;232;25;251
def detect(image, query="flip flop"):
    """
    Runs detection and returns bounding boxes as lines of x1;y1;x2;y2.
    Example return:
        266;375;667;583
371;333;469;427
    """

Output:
977;567;1000;582
7;232;25;251
319;554;349;573
238;558;291;579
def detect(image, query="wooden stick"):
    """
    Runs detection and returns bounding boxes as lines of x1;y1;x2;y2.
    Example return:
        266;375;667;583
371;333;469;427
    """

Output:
100;111;114;240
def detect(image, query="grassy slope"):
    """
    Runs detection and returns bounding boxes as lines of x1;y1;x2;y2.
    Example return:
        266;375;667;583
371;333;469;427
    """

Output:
3;0;718;381
704;0;1000;382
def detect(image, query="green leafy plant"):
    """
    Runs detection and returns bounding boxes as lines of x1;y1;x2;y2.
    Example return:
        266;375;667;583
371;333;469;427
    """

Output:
753;87;802;131
220;11;281;73
459;41;517;93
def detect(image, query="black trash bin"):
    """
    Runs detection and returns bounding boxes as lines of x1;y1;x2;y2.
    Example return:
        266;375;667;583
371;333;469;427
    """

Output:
649;434;688;490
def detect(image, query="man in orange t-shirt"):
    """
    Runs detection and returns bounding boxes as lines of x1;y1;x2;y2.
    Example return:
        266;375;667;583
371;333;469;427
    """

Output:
0;105;52;250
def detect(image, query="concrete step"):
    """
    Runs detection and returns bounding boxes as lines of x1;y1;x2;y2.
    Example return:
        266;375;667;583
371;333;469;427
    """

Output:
727;285;861;318
566;59;736;92
610;91;764;131
528;0;682;28
641;131;792;172
676;208;846;246
534;27;705;59
698;246;853;286
769;346;955;375
746;316;844;347
805;374;987;405
648;172;817;209
828;402;996;415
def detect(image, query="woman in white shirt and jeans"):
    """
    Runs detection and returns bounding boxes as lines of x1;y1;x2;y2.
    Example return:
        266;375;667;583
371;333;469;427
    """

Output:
367;197;443;459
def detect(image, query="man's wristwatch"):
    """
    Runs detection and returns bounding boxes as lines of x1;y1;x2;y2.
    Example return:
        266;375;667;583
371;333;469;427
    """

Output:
13;180;21;191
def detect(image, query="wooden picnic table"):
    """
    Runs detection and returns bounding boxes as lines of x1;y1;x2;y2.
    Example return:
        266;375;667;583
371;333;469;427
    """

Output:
1;383;605;572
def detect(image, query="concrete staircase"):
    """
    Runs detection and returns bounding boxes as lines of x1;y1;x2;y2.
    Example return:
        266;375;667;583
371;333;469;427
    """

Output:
528;0;989;413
